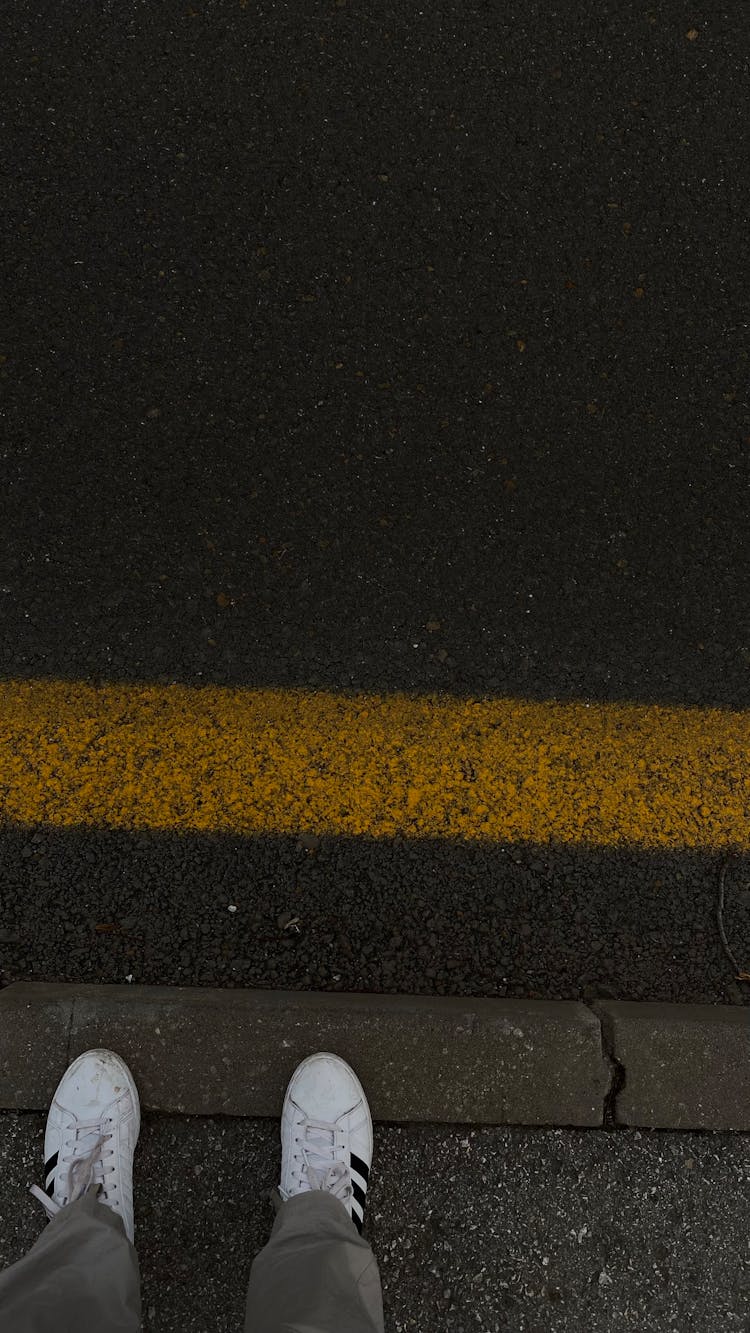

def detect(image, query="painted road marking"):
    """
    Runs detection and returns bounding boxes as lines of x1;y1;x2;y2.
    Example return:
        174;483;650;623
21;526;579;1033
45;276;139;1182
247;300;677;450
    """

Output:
0;679;748;849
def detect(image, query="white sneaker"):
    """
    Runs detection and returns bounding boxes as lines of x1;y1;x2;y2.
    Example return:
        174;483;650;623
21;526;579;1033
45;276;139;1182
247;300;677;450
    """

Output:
30;1049;140;1243
279;1052;373;1234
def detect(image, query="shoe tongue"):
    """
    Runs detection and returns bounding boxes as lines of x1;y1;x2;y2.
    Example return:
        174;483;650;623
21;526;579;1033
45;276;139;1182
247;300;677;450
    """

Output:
67;1124;108;1189
68;1113;105;1145
304;1124;335;1169
74;1128;103;1154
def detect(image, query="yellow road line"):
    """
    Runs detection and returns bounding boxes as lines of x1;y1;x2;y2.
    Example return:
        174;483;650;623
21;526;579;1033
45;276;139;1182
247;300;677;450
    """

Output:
0;679;748;849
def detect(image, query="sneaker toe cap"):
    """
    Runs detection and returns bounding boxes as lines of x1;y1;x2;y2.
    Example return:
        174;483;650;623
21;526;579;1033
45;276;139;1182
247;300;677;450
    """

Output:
288;1052;367;1123
56;1049;138;1120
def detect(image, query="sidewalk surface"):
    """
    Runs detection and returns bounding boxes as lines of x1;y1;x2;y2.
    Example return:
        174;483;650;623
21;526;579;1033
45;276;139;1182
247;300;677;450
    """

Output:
1;1113;749;1332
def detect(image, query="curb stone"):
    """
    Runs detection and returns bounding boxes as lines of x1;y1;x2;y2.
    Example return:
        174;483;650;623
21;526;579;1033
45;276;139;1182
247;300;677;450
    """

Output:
0;983;747;1129
596;1000;750;1131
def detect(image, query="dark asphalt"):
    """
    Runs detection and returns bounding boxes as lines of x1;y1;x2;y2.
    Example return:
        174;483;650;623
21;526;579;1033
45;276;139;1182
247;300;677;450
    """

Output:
2;1114;750;1331
2;827;750;1004
1;1;749;1001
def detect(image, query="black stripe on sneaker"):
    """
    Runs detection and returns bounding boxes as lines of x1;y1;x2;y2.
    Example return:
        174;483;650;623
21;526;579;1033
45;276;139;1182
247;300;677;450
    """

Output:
351;1180;367;1213
350;1198;364;1234
349;1153;370;1184
44;1152;58;1193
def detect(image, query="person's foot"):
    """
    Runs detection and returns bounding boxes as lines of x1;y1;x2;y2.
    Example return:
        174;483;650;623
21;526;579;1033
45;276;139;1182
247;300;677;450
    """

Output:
279;1052;373;1234
30;1049;140;1243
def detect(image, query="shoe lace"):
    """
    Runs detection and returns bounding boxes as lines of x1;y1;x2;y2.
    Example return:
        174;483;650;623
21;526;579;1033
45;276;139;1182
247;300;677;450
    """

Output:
30;1118;115;1222
296;1117;352;1204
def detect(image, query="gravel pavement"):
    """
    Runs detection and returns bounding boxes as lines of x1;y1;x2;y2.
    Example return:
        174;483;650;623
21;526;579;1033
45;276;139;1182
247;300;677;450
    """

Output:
2;1114;750;1331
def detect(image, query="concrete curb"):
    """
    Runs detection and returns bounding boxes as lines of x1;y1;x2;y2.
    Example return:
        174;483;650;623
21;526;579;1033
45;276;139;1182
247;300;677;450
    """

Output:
0;983;747;1129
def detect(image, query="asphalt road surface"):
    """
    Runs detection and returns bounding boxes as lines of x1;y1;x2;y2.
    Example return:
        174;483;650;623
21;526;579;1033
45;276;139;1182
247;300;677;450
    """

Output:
1;1;749;1001
3;1114;750;1332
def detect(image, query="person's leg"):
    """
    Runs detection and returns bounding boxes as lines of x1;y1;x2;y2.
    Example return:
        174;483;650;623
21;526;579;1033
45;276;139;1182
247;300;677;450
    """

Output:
0;1049;141;1333
244;1052;384;1333
0;1189;141;1333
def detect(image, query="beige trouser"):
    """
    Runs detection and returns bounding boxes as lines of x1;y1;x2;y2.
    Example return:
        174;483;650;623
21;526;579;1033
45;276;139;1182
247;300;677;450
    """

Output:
0;1188;384;1333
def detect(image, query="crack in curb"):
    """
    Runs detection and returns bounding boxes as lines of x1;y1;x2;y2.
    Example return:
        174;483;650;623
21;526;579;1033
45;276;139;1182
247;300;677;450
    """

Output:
589;1003;625;1128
